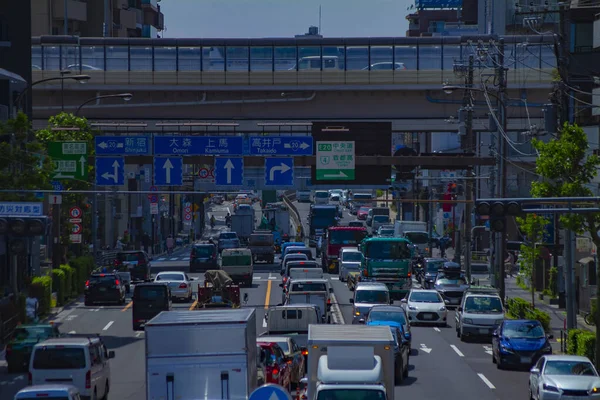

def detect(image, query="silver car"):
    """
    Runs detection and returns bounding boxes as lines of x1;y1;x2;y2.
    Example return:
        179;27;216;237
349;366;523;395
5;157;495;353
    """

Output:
154;272;194;302
529;355;600;399
339;248;363;282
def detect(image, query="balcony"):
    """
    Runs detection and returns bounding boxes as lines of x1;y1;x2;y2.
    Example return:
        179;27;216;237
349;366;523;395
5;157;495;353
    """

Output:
52;0;87;22
120;8;137;30
143;7;164;30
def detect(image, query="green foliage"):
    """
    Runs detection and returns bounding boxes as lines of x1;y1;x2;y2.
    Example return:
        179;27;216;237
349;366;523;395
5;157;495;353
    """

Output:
59;264;76;298
69;256;94;294
577;331;596;363
31;275;52;316
516;275;528;290
506;297;551;332
591;300;598;326
51;269;66;306
516;214;550;306
568;329;584;355
0;112;54;201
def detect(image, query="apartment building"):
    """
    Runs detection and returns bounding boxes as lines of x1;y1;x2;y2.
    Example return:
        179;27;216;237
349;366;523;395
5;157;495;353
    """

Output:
31;0;164;38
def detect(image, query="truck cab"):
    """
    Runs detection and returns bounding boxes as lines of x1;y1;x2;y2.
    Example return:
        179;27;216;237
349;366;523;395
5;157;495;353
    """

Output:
455;286;505;341
321;226;368;274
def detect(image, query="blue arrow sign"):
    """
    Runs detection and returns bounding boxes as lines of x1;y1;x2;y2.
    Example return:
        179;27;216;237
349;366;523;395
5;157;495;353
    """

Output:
95;136;151;155
249;136;313;155
154;157;183;186
265;157;294;186
154;136;244;156
249;384;292;400
95;157;125;186
214;157;243;186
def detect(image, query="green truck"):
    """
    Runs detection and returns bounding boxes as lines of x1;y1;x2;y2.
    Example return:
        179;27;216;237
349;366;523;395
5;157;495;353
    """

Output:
359;237;413;300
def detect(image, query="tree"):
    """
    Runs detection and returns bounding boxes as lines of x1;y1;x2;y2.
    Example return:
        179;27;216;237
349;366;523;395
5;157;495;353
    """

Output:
0;112;54;201
36;113;96;255
530;122;600;366
516;214;550;307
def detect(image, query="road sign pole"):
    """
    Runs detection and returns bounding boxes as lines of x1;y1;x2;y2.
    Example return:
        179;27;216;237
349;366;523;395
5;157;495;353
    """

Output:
52;204;61;270
92;183;98;264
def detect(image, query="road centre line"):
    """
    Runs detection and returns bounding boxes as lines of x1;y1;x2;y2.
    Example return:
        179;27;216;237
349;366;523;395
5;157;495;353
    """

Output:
477;373;496;389
102;321;114;331
189;299;198;310
121;301;133;312
450;344;465;357
264;279;272;310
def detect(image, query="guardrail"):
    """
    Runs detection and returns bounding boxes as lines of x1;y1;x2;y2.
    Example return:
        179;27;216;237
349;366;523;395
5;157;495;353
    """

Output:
282;190;304;238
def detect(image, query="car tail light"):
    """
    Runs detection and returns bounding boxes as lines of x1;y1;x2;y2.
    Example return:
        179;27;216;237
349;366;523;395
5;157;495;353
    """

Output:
286;359;292;364
407;272;411;278
271;368;279;378
85;370;91;389
28;372;32;385
283;277;288;283
363;269;368;277
179;283;188;289
327;298;331;305
85;280;90;287
302;349;308;356
115;279;120;286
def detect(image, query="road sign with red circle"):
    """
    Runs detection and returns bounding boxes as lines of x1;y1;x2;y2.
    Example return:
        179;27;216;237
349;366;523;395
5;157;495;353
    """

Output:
198;168;215;179
184;213;192;221
184;206;192;213
147;185;158;200
69;207;82;218
71;223;82;234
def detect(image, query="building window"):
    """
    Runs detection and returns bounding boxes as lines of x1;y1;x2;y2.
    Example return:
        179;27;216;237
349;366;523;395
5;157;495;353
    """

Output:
572;22;593;53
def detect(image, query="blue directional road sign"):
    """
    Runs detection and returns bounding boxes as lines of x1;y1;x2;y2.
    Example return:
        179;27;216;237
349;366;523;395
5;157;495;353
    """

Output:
154;157;183;186
249;384;292;400
154;136;244;156
95;136;151;155
265;157;294;186
249;136;313;155
214;157;243;186
95;157;125;186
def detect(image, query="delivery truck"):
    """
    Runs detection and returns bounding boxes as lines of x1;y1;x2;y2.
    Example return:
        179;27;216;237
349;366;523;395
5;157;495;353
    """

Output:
145;309;257;400
305;325;395;400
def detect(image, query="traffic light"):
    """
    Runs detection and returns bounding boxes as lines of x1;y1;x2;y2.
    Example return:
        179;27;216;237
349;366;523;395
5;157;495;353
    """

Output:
475;200;522;232
0;217;50;254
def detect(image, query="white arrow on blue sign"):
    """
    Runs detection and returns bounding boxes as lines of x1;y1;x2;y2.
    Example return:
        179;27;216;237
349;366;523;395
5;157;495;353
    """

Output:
249;136;313;155
95;157;125;186
264;157;294;186
214;157;243;186
249;384;292;400
154;157;183;186
95;136;150;155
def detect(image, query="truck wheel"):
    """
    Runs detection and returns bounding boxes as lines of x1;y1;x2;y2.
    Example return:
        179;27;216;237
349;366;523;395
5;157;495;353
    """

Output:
394;359;404;385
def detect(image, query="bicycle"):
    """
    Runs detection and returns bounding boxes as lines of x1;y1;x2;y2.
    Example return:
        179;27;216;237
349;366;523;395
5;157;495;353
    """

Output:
584;312;596;326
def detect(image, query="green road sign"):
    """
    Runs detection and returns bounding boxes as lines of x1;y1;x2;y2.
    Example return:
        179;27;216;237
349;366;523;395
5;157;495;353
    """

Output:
316;141;355;180
48;141;88;180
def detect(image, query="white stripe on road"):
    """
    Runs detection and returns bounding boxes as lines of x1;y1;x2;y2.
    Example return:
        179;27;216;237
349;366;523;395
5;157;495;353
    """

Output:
253;277;262;280
262;318;267;328
158;258;166;261
477;373;496;389
433;327;441;332
450;345;464;357
183;257;190;261
102;321;114;331
69;330;76;334
329;276;339;281
330;293;345;325
169;257;178;261
268;276;277;280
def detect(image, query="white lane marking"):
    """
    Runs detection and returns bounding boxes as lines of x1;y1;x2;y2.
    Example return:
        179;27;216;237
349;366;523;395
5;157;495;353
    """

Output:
262;318;268;328
169;257;178;261
433;327;441;332
90;308;100;312
135;331;143;337
268;277;277;280
450;345;464;357
183;257;190;261
253;276;262;280
483;345;493;355
102;321;114;331
69;330;76;334
478;373;496;389
52;307;76;322
158;258;166;261
330;276;339;281
420;343;432;354
330;293;345;325
66;315;77;321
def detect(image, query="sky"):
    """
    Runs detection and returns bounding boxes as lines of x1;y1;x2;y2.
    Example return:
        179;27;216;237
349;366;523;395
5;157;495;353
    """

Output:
159;0;415;38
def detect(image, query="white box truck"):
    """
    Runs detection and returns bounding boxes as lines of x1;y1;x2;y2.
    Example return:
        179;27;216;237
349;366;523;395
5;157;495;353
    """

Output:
305;325;395;400
145;309;257;400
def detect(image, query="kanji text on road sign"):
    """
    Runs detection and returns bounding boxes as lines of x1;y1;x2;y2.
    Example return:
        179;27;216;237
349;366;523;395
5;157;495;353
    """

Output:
214;158;243;186
249;136;313;155
265;158;294;186
95;157;125;186
95;136;151;155
316;141;355;181
0;202;43;216
154;157;183;186
154;136;244;156
48;142;88;181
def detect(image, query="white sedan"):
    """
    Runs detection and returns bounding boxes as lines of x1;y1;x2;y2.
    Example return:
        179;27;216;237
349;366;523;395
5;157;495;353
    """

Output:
401;289;448;327
154;272;194;302
529;355;600;399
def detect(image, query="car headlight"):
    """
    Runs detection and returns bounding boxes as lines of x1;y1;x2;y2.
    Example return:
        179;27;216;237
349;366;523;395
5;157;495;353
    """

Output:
408;306;417;311
463;318;473;324
439;306;446;311
500;344;513;354
355;311;361;316
542;384;559;392
591;387;599;394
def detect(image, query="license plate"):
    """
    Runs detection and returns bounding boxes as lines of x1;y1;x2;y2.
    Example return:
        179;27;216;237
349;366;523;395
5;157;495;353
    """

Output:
99;287;107;292
521;357;532;364
479;328;488;334
422;314;432;320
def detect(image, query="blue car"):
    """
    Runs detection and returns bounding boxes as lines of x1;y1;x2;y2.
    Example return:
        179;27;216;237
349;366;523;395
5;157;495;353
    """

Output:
492;319;553;370
363;305;412;350
281;242;305;256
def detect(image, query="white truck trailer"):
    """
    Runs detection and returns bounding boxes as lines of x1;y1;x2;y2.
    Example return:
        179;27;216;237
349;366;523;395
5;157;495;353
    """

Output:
145;309;257;400
305;325;395;400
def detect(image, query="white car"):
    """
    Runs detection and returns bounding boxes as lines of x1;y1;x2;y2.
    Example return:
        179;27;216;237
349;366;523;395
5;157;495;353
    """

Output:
154;271;194;302
402;289;447;327
339;247;362;282
529;355;600;400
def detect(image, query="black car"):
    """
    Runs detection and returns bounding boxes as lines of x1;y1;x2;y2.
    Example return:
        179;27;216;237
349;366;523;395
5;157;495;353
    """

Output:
114;251;152;281
434;273;470;307
391;325;410;384
84;273;126;306
132;283;172;331
420;258;446;288
492;319;552;369
189;243;218;272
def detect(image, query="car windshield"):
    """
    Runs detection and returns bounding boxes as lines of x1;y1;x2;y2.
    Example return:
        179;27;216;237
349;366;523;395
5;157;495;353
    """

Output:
463;296;503;313
364;240;411;259
503;322;545;339
405;232;429;244
343;252;362;262
286;255;308;264
348;222;363;227
13;327;54;340
426;261;444;272
409;291;442;303
355;290;389;304
436;277;467;285
194;246;214;256
32;347;86;369
291;283;327;292
220;233;237;239
316;192;328;198
368;310;407;325
155;273;184;281
373;216;389;223
358;207;370;213
89;275;117;286
135;286;167;303
379;229;394;236
275;341;290;353
317;389;385;400
544;360;597;376
329;230;367;245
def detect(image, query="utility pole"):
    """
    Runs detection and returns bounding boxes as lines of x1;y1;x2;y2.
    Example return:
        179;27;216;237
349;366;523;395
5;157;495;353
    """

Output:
463;55;475;283
496;38;508;301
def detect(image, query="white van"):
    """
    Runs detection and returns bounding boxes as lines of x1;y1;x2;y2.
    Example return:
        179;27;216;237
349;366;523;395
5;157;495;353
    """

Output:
29;336;115;400
314;191;329;205
14;385;81;400
265;304;321;334
290;56;341;71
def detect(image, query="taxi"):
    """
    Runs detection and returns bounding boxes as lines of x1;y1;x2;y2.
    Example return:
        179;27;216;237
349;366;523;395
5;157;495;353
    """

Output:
5;323;61;373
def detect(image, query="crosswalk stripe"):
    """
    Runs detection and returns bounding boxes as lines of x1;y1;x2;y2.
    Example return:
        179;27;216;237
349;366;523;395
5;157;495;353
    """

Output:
169;258;178;261
330;276;339;280
253;277;262;280
183;257;190;261
158;258;166;261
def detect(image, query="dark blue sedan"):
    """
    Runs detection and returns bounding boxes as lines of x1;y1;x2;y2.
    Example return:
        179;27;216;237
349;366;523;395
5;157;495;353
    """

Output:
492;319;553;370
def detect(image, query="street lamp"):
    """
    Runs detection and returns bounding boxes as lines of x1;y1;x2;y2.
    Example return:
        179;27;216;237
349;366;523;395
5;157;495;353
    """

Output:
14;74;90;111
75;93;133;116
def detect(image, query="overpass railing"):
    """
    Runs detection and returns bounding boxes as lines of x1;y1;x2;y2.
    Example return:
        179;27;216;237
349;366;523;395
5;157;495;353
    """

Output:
31;35;555;87
282;190;304;240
